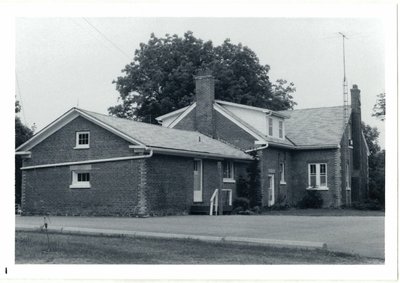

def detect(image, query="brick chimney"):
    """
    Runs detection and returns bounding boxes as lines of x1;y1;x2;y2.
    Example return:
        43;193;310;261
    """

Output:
194;70;216;138
351;84;361;170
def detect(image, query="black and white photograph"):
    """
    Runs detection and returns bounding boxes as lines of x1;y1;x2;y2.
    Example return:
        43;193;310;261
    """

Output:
1;0;397;281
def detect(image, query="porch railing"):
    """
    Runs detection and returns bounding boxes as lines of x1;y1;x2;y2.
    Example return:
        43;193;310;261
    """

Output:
209;189;219;215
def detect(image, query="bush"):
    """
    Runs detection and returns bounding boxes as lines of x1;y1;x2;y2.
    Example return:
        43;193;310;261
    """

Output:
297;190;323;209
352;199;383;211
233;197;250;211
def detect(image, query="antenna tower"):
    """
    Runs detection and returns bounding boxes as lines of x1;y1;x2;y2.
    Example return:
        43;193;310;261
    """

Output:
339;32;349;129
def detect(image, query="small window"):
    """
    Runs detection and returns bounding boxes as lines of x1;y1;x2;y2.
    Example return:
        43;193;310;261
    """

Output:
280;162;286;184
279;121;284;139
308;163;328;190
70;171;91;188
75;131;90;149
268;118;273;136
223;161;235;181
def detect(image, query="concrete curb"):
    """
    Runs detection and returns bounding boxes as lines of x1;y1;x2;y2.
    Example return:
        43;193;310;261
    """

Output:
16;224;327;250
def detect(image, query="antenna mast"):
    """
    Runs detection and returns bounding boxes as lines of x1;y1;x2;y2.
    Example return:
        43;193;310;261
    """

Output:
339;32;349;129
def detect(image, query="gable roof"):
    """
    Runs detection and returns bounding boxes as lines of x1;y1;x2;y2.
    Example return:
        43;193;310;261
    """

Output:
156;101;350;150
279;106;350;148
16;108;252;161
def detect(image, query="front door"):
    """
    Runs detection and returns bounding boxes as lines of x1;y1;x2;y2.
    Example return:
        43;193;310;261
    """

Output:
193;159;203;202
268;174;275;206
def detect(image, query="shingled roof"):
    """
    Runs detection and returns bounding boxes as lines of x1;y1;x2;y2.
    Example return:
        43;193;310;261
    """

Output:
78;109;252;160
279;106;350;148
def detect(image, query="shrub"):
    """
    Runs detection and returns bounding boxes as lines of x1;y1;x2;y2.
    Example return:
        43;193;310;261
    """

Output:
297;190;323;209
233;197;250;211
352;199;383;211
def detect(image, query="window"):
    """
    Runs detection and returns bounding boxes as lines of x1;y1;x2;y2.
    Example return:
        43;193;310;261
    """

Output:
268;118;273;136
279;121;284;139
280;163;286;184
70;171;91;188
308;163;328;189
75;131;90;149
223;161;235;182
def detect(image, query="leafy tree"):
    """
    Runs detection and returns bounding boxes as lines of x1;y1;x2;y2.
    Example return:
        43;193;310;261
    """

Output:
15;101;33;207
362;122;385;207
110;32;296;123
372;92;385;121
361;122;381;155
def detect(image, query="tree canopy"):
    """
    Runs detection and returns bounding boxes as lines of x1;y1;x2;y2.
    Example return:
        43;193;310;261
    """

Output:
15;100;33;207
362;122;385;207
109;31;296;123
372;92;385;121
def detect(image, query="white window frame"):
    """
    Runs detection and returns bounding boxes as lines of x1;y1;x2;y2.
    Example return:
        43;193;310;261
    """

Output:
307;163;328;190
280;162;286;184
70;171;91;189
75;131;90;149
279;120;284;139
223;161;235;183
268;117;273;136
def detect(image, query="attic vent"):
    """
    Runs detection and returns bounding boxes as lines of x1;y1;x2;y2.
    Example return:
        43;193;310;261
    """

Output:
198;136;201;142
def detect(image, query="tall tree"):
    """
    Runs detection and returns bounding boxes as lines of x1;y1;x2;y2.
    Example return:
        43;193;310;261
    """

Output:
362;122;385;207
372;92;385;121
110;32;296;123
15;101;33;208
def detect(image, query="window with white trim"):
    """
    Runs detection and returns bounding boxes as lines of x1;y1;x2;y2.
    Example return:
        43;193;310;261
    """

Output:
268;117;273;136
70;171;91;188
223;161;235;181
75;131;90;149
279;121;284;139
308;163;327;189
280;162;286;184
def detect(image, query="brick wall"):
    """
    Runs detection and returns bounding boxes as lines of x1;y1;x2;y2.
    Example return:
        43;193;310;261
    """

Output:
24;116;133;167
173;109;196;131
174;107;256;150
145;154;193;215
259;147;292;207
291;149;341;207
340;121;353;206
22;159;140;216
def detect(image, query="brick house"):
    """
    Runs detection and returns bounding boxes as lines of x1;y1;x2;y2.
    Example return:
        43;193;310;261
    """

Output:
16;107;252;216
16;72;369;216
156;73;370;208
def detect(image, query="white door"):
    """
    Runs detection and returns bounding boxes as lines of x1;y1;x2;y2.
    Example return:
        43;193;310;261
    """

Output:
193;160;203;202
268;174;275;206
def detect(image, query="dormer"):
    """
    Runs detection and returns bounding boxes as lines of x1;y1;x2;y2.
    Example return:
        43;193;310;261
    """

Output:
266;115;285;140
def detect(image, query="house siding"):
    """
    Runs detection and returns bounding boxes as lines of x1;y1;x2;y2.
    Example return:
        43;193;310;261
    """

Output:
291;149;341;208
23;116;133;167
340;120;354;206
259;147;292;207
173;107;257;150
21;159;140;216
145;154;193;215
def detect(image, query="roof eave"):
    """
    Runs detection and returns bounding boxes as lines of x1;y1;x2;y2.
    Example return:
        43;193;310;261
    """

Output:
149;146;253;161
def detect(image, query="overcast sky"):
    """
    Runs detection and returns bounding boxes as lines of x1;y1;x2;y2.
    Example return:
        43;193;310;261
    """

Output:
16;17;386;146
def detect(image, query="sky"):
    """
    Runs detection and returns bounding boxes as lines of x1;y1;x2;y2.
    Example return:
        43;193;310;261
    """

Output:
16;17;386;146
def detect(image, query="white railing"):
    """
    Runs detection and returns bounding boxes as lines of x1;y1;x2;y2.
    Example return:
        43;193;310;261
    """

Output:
209;189;219;215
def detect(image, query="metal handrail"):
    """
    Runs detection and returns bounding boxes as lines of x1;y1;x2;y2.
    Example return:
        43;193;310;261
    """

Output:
209;189;218;215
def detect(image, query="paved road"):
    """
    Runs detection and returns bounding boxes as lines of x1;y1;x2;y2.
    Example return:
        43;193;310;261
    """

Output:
16;215;384;259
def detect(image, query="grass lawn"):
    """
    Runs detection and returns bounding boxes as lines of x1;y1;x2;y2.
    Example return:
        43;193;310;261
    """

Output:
260;208;384;217
16;231;383;264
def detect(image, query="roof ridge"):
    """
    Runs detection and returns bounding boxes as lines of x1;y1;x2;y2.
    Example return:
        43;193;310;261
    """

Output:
78;108;216;137
280;105;350;112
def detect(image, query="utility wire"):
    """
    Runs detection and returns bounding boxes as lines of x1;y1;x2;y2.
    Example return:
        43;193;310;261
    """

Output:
15;72;27;125
82;18;131;60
